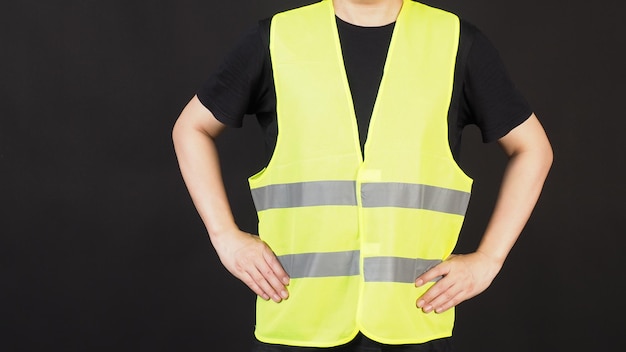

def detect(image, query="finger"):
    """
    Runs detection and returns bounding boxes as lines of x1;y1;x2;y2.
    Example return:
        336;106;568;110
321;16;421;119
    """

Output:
248;266;284;302
416;276;454;312
240;272;270;301
426;282;464;314
256;256;289;300
263;248;290;286
415;262;450;287
432;287;466;314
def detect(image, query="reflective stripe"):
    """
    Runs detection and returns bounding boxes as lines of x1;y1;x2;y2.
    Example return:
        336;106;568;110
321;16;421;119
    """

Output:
277;250;360;278
361;182;470;215
277;253;442;281
363;257;442;283
251;181;357;211
251;181;469;214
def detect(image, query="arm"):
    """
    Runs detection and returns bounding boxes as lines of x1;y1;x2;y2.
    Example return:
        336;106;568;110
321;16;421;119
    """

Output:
172;96;289;302
415;113;553;313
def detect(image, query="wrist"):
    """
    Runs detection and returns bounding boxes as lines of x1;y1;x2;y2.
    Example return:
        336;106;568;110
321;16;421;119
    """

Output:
206;221;240;243
474;249;506;271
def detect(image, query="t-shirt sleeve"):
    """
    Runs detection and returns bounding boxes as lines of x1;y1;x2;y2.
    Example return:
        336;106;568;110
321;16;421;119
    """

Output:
461;21;533;143
196;20;271;128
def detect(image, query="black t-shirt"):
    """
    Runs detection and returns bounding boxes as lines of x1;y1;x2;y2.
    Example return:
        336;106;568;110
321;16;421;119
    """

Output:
197;15;532;166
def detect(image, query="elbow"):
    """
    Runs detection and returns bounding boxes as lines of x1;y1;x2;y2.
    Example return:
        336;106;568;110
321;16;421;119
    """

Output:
172;114;198;151
508;137;554;179
546;144;554;170
171;116;184;147
541;138;554;175
529;142;554;185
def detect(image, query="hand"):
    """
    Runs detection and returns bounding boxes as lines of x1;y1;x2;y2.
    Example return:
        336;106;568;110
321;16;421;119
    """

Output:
212;230;290;302
414;252;502;314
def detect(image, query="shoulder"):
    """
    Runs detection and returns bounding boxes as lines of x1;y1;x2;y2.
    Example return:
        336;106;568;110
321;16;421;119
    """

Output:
458;18;487;54
457;18;508;71
456;18;533;142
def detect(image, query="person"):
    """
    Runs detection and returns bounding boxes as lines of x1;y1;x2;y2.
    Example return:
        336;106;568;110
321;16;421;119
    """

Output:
172;0;553;350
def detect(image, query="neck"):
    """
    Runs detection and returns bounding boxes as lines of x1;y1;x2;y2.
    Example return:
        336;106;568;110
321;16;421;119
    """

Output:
333;0;404;27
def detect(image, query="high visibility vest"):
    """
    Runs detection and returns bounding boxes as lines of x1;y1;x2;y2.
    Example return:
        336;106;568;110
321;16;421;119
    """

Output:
248;0;472;347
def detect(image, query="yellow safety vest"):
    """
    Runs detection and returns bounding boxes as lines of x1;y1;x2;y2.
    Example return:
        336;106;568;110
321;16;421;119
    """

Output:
248;0;472;347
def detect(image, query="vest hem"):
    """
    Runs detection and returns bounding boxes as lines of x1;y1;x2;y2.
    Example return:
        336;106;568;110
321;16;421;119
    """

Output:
357;324;453;345
254;328;360;348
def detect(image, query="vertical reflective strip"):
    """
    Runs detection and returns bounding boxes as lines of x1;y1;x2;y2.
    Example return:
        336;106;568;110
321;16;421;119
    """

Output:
277;250;360;278
250;181;358;211
363;257;442;283
361;183;470;215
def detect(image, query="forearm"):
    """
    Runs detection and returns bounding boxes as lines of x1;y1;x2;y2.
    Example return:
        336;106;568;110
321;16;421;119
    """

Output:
415;115;552;313
172;99;290;301
477;117;553;266
172;103;237;241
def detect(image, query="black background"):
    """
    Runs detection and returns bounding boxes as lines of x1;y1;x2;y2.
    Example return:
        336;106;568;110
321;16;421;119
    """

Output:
2;1;625;351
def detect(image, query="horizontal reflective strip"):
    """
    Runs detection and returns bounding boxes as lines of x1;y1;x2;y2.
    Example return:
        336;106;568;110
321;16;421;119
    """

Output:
363;257;442;283
277;250;360;278
251;181;357;211
361;183;470;215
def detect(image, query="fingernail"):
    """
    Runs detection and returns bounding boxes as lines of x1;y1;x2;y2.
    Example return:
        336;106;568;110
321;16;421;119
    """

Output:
262;294;270;301
273;295;282;302
415;279;423;287
280;290;288;299
282;277;290;285
417;300;424;308
423;305;433;313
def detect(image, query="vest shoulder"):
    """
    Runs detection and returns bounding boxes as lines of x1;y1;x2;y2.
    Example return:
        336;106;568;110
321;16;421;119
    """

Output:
271;1;460;25
406;1;459;23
